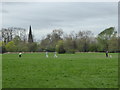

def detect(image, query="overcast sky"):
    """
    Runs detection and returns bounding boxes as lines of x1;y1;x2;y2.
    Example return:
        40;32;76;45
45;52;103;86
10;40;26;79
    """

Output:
1;2;118;40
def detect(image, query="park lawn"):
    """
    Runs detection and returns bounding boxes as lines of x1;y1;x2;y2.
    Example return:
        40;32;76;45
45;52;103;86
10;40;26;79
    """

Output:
2;52;118;88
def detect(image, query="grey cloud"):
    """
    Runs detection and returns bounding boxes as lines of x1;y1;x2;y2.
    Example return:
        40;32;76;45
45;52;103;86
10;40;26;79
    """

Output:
1;2;118;39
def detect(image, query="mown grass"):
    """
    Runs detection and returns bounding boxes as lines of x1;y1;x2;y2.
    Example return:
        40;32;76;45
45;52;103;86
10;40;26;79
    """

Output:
2;52;118;88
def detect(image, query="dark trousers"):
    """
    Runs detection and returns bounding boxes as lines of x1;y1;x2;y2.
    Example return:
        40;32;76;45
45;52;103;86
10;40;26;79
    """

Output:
106;53;108;57
19;55;21;57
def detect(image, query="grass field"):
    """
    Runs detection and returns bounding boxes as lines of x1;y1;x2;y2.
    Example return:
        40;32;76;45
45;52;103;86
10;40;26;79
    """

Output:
2;52;118;88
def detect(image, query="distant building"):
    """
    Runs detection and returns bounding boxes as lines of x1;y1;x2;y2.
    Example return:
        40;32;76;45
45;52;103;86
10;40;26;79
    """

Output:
28;25;33;43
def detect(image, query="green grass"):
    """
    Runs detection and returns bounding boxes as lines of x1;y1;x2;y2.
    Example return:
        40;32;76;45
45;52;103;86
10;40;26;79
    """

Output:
2;52;118;88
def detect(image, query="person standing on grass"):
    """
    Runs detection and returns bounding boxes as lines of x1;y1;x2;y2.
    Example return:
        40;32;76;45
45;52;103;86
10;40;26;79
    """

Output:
46;51;48;58
19;52;22;58
106;51;108;57
54;52;58;58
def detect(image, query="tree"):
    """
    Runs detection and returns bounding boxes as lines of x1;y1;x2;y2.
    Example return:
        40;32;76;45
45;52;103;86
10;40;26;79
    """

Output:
97;27;117;51
76;31;93;52
12;36;29;52
0;41;6;53
27;42;37;52
89;40;98;52
40;29;63;52
56;40;65;54
1;27;26;44
13;36;21;45
5;41;17;52
1;28;12;44
50;29;63;49
40;34;53;51
63;34;76;53
118;37;120;52
108;34;118;52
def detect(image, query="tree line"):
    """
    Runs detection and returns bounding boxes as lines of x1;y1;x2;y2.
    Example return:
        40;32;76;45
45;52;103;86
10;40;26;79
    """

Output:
0;26;119;53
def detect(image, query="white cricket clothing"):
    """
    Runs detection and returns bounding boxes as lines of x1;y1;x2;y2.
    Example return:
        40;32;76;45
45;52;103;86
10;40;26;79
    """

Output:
19;53;22;55
46;52;48;58
54;52;58;58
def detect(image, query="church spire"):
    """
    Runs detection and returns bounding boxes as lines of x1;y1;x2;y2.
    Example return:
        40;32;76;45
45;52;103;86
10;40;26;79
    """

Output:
28;25;33;43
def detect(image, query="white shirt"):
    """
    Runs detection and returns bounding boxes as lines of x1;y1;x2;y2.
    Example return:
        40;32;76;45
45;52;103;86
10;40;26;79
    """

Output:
19;53;22;55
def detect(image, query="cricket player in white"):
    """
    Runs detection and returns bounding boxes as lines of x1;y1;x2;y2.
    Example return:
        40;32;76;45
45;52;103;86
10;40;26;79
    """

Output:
54;52;58;58
19;52;22;58
46;51;48;58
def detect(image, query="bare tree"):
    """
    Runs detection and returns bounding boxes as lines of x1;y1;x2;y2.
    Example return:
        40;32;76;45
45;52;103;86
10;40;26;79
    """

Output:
1;27;27;44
